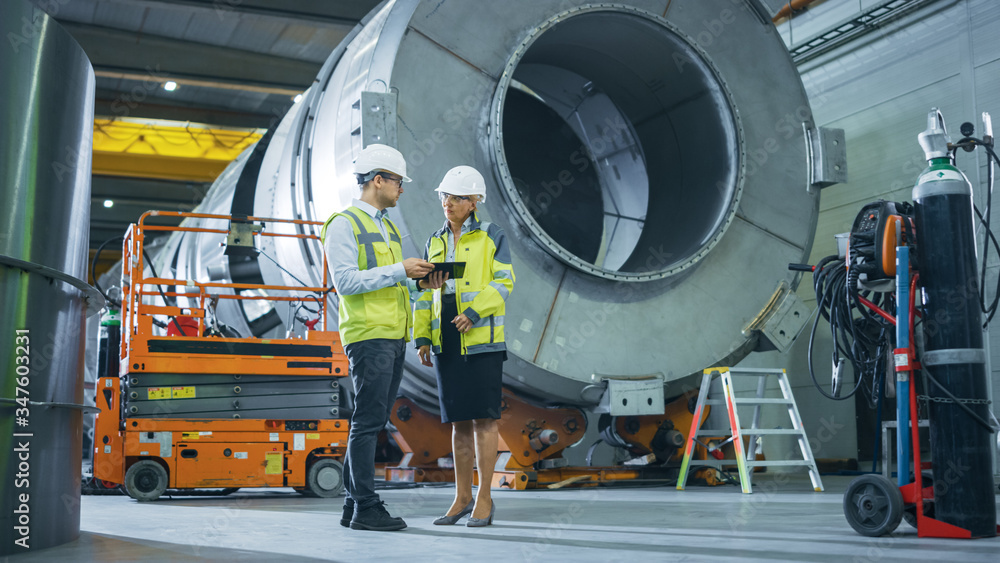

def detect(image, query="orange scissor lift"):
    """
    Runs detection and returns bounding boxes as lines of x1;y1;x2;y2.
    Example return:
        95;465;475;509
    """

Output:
93;211;350;501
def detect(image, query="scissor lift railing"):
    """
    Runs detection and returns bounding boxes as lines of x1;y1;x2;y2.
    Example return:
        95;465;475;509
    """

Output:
120;211;343;377
93;211;350;499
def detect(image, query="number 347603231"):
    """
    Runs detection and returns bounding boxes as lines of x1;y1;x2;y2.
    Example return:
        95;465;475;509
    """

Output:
14;331;30;414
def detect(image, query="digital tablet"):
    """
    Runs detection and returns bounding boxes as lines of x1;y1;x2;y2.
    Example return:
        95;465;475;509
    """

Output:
414;261;465;280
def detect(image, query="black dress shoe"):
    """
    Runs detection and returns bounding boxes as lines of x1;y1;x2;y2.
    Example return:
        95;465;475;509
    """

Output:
340;500;354;528
350;501;407;531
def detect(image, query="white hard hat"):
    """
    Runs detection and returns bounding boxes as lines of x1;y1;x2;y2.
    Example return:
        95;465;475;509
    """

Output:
353;143;412;182
435;165;487;203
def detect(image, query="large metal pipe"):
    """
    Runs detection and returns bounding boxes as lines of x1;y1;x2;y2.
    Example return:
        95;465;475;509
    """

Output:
152;0;827;412
1;0;97;555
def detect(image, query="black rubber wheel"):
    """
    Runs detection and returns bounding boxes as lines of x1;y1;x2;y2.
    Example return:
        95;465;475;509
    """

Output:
124;460;168;502
843;474;903;536
903;471;935;529
306;458;344;498
219;487;240;495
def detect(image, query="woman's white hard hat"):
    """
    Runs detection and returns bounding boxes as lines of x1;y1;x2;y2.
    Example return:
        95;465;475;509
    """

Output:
435;165;487;203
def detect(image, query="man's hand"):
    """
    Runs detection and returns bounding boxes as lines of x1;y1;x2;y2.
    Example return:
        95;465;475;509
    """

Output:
418;270;449;290
403;258;435;279
418;345;433;366
453;314;473;333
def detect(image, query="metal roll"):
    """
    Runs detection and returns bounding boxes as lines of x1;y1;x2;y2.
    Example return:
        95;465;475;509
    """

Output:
1;0;96;554
154;0;826;411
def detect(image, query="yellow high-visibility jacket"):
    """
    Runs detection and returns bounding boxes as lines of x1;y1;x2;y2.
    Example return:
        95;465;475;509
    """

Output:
321;207;411;346
413;213;514;355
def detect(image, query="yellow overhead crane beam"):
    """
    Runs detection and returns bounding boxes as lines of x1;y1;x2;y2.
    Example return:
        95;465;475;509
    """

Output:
92;118;265;182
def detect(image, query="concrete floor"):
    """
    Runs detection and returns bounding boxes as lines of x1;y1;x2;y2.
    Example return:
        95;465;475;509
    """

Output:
7;474;1000;563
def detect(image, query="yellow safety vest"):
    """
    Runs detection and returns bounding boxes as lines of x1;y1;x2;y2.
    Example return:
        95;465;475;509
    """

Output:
413;213;514;355
322;207;411;346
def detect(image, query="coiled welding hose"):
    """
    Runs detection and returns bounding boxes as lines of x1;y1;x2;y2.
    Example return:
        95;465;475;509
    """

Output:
804;256;893;404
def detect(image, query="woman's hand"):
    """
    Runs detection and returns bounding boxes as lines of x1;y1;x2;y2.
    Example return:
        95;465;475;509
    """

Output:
418;270;448;290
452;314;473;333
418;345;433;366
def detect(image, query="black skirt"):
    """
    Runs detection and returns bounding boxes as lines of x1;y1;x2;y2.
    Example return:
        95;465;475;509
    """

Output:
435;294;504;423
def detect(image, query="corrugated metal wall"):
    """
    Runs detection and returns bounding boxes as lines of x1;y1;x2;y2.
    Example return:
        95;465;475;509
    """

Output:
740;0;999;469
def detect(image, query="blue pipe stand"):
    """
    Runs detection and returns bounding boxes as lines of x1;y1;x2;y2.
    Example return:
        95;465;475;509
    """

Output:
894;245;911;487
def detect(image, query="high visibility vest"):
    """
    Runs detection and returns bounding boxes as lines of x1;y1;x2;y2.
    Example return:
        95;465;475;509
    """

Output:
413;213;514;355
322;207;411;346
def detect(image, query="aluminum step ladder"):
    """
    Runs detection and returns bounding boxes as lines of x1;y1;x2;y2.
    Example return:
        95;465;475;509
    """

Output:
676;367;824;494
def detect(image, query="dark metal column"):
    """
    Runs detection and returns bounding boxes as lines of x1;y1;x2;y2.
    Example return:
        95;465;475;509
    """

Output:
1;0;98;555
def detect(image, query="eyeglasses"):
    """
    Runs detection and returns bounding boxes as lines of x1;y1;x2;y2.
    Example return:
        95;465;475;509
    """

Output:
439;193;472;204
378;173;403;186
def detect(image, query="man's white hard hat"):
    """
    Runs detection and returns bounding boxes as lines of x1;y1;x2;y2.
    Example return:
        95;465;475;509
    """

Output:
353;144;412;182
435;165;487;203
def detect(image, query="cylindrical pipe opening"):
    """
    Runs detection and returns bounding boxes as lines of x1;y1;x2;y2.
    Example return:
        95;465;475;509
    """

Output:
494;9;741;281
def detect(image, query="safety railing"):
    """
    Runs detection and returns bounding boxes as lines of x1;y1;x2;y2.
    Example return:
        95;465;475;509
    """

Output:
120;211;333;367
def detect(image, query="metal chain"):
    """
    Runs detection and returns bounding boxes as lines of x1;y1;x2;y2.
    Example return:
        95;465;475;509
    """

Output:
917;395;992;406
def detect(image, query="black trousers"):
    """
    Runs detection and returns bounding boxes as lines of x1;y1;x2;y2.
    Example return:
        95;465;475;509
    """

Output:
342;337;405;509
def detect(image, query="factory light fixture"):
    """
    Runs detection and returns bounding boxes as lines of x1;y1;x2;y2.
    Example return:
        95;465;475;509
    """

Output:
103;199;114;208
163;81;178;92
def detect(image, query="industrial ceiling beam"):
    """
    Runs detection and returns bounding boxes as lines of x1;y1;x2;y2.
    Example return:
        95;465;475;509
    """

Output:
95;92;279;129
85;0;375;28
60;22;320;92
91;118;263;183
93;68;302;97
787;0;938;64
91;175;212;204
91;195;196;211
92;152;227;183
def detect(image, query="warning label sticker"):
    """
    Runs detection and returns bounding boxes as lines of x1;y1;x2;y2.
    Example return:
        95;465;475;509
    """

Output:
147;387;170;400
172;386;195;398
265;452;282;474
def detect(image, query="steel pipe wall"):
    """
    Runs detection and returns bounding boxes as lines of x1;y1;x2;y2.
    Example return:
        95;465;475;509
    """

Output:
1;0;95;555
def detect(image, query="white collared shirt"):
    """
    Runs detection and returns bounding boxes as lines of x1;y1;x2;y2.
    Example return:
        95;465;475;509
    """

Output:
443;215;474;295
323;198;409;296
